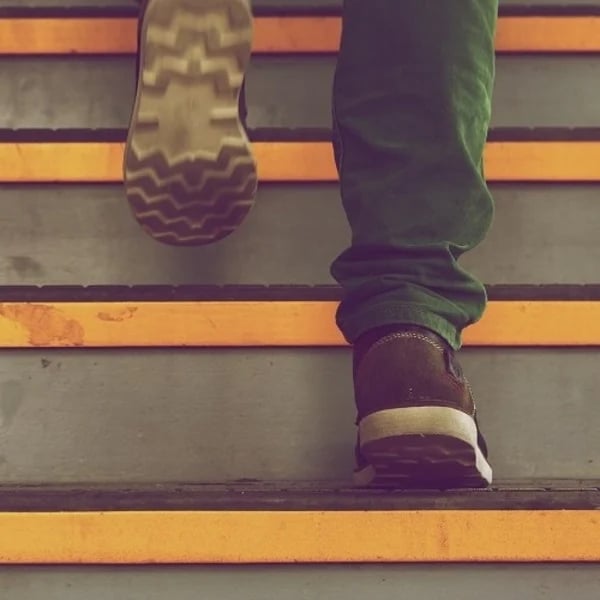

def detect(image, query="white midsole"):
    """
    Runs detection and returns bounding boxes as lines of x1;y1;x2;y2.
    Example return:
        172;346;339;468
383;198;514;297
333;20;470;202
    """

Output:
358;406;493;484
360;405;478;447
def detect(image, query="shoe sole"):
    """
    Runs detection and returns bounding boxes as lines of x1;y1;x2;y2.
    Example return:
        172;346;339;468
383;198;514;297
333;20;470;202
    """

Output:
354;406;493;489
124;0;257;246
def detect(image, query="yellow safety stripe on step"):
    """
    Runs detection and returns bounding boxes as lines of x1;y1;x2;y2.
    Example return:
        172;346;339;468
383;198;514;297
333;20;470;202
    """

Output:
0;510;598;563
0;17;599;54
0;301;597;348
0;142;598;182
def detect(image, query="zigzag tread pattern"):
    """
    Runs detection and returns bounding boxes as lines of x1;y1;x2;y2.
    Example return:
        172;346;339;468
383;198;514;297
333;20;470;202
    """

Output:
126;144;257;245
124;0;256;246
144;0;252;93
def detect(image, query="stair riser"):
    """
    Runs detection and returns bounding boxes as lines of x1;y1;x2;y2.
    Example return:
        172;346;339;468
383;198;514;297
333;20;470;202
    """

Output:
0;565;599;599
0;184;597;286
0;56;598;129
0;348;597;482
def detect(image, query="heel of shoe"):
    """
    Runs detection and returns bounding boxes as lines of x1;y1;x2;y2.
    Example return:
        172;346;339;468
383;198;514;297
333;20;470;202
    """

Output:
355;406;493;488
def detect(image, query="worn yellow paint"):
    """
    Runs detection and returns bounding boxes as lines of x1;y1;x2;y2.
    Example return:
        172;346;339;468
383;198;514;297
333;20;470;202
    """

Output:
496;16;600;53
0;303;85;347
255;16;600;54
0;301;596;347
0;142;598;183
0;510;598;563
0;17;598;55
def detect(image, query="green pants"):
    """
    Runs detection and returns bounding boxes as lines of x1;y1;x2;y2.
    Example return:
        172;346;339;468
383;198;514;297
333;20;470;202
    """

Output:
331;0;498;349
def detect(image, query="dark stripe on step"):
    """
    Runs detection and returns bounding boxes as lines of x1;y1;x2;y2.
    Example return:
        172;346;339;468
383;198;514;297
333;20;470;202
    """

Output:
1;128;600;143
2;3;600;18
0;481;598;511
0;285;598;302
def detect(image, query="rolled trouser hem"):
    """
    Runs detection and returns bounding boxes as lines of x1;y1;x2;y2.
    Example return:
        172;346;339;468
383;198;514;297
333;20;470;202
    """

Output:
337;302;462;350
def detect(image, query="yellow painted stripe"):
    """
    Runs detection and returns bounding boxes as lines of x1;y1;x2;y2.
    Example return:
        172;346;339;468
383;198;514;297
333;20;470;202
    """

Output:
498;16;600;53
0;510;598;563
0;141;598;183
0;301;597;348
0;17;599;55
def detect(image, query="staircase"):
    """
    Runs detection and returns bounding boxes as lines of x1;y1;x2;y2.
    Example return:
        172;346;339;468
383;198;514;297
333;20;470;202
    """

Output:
0;0;599;596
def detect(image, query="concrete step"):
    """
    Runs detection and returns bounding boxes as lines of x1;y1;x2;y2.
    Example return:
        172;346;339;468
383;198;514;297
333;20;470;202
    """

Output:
3;0;600;13
0;483;598;563
0;0;593;485
0;347;598;482
0;3;595;597
2;481;600;510
1;56;598;130
0;184;597;286
1;564;599;600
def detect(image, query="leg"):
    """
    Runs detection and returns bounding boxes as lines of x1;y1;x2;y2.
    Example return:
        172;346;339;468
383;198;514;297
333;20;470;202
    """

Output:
332;0;499;487
124;0;257;246
332;0;497;350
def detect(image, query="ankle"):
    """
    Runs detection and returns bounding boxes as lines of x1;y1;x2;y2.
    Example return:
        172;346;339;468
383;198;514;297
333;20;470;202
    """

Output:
354;324;446;370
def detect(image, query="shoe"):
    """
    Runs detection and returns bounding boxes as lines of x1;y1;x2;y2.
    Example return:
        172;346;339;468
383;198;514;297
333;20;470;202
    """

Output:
352;325;493;488
124;0;257;246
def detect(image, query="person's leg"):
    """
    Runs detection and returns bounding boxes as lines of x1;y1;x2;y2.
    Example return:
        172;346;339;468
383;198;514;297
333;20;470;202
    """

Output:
331;0;498;487
332;0;497;351
125;0;257;246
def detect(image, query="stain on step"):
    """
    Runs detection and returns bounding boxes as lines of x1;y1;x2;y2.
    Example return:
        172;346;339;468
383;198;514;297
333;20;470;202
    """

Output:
0;303;84;346
6;256;44;278
97;306;138;322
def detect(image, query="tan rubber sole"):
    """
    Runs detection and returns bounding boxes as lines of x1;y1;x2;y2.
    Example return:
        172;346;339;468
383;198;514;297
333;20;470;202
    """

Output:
354;406;493;489
124;0;257;246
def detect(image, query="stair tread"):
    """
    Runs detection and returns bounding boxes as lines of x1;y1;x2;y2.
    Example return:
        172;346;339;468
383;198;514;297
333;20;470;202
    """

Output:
2;1;600;18
1;127;600;143
2;484;599;563
0;284;598;301
1;481;599;511
2;15;600;56
0;140;597;183
0;298;596;347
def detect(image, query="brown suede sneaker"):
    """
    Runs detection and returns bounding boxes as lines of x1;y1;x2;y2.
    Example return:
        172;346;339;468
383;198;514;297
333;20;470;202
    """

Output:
124;0;257;246
353;326;492;488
